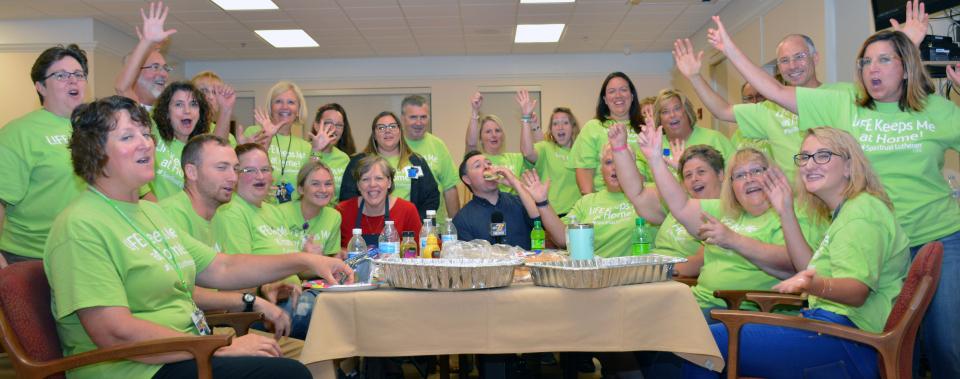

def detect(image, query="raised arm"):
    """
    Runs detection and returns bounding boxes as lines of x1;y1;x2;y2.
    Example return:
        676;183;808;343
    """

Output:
707;16;798;114
891;1;929;47
496;166;539;218
762;167;815;270
517;89;539;162
114;2;176;101
211;84;236;139
465;92;483;152
520;170;565;246
575;169;595;195
673;38;736;122
607;125;664;224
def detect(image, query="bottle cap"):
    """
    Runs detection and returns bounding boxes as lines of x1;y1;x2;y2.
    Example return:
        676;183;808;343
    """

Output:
385;220;394;225
402;231;414;237
352;228;362;234
427;210;436;217
635;217;645;225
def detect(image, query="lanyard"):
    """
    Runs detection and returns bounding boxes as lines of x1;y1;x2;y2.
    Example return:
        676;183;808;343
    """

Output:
273;133;293;177
831;198;846;221
89;187;189;290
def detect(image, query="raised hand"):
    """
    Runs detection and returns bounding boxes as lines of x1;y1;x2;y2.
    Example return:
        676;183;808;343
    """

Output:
891;0;928;46
235;123;271;148
137;2;176;45
636;123;664;160
947;64;960;88
607;123;629;149
515;89;537;117
673;38;704;78
761;166;794;216
470;91;483;113
697;212;738;249
214;84;236;113
706;16;734;55
665;138;686;170
641;105;656;127
520;170;549;203
773;268;815;294
254;108;280;137
309;122;337;152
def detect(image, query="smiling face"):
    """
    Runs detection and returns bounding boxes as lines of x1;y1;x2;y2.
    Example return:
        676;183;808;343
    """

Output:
136;50;168;105
480;119;504;154
313;109;345;146
193;76;221;117
776;36;818;87
102;110;156;189
36;56;86;118
402;103;430;141
682;157;722;199
860;40;904;103
236;149;273;205
168;89;200;142
300;167;335;209
271;89;300;128
374;114;401;153
193;143;238;205
549;112;574;147
730;159;769;213
600;148;622;193
798;135;850;199
658;96;692;139
358;162;391;208
603;76;633;120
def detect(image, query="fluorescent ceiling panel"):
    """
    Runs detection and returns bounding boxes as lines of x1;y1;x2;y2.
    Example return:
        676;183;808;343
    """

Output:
255;29;319;48
211;0;279;11
520;0;575;3
515;24;565;43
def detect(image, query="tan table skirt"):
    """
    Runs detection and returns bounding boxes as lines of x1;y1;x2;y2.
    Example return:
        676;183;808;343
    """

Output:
300;281;723;377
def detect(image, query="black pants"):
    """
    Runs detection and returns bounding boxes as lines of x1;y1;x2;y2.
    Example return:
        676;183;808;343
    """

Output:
0;250;39;265
152;356;310;379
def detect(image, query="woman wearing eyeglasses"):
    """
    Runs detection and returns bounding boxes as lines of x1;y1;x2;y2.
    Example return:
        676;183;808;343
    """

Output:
517;89;581;216
145;81;211;200
651;88;734;172
465;92;526;194
617;124;826;318
708;5;960;375
684;128;910;379
339;111;439;221
307;103;355;201
0;44;89;267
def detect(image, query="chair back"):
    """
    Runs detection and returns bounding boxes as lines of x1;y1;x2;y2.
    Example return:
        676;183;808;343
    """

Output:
881;241;942;378
0;261;66;379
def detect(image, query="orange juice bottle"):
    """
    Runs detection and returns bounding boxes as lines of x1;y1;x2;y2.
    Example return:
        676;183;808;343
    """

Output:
421;234;441;258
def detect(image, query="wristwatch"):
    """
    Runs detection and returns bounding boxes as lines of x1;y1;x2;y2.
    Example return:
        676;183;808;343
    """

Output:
242;292;256;312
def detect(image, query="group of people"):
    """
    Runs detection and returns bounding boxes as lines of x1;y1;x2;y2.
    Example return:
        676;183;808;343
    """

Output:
0;0;957;378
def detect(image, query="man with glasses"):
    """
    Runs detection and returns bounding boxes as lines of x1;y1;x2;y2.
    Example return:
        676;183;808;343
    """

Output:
115;1;174;109
400;95;461;219
0;44;89;268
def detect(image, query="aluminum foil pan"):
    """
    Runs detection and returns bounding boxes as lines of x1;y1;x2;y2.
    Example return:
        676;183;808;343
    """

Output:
378;257;524;291
526;255;687;289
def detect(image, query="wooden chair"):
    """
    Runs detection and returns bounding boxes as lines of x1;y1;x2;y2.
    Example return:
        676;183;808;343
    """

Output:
710;241;943;379
713;290;806;313
0;261;261;379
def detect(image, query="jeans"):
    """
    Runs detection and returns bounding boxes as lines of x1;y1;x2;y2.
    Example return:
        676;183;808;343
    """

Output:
682;308;878;379
278;289;319;340
910;230;960;378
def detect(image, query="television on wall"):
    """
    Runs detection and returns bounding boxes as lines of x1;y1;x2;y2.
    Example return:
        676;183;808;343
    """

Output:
872;0;960;30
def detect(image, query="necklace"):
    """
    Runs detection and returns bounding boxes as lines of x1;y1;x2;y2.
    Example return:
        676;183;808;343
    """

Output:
273;132;293;177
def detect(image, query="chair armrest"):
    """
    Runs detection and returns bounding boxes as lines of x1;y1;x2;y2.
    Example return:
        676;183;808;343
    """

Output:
673;276;698;286
34;335;231;379
744;293;807;313
710;309;886;348
206;312;263;337
712;290;780;310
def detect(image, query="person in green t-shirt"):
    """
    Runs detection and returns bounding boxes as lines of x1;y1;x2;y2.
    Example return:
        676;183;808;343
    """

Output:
685;128;910;378
464;92;526;193
620;124;825;316
339;111;440;220
652;88;734;164
308;103;355;201
708;13;960;376
191;71;238;142
516;89;581;215
401;95;461;220
47;95;352;379
145;81;210;201
0;44;89;266
279;161;342;257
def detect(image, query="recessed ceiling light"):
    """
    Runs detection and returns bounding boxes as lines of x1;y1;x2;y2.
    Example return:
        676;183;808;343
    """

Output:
520;0;575;3
211;0;279;11
255;30;318;48
515;24;565;43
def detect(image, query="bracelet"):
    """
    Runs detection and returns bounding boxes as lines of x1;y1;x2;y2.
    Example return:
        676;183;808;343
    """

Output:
521;114;533;122
535;199;550;208
611;144;628;152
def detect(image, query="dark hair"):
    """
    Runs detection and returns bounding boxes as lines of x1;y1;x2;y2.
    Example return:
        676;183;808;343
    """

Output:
70;96;152;184
678;144;725;177
458;150;485;192
595;72;642;133
353;154;395;195
314;103;356;155
152;81;210;143
31;44;88;104
181;134;230;172
235;142;268;160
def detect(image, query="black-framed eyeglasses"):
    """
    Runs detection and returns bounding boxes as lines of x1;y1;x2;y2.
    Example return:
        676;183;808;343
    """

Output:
794;151;844;167
732;166;767;181
44;71;87;82
375;123;399;132
141;63;174;73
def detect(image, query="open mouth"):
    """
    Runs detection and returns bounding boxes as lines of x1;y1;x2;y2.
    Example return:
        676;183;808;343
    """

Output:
153;78;166;88
136;156;151;165
744;186;763;195
692;183;705;193
804;173;824;182
221;185;234;193
67;89;81;97
180;118;194;127
483;171;503;181
252;181;267;189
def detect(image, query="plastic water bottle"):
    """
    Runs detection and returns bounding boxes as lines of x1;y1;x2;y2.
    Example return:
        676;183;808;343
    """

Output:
426;209;437;224
378;221;400;258
419;218;435;252
347;228;366;259
441;217;458;245
632;217;651;255
530;220;545;254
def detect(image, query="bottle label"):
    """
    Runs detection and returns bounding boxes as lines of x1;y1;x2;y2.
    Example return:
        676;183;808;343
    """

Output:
441;234;457;244
379;242;399;256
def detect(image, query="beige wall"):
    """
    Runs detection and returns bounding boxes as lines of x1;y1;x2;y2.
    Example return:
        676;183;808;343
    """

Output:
0;52;46;126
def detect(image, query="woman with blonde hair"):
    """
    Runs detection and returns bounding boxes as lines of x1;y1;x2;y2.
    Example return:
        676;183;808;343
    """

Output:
652;88;734;168
465;92;526;193
517;89;581;215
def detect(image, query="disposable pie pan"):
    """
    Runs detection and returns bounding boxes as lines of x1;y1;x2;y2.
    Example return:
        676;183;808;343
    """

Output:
378;257;524;291
526;255;687;289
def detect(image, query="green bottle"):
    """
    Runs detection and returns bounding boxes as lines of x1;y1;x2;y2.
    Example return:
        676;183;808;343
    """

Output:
530;220;546;254
632;217;651;255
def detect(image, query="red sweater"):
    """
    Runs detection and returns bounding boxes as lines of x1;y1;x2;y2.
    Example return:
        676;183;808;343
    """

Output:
336;196;422;248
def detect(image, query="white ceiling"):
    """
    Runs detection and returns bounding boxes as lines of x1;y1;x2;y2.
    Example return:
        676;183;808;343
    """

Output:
0;0;732;60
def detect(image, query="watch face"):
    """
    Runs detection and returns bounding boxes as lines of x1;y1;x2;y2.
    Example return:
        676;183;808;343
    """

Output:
243;293;255;303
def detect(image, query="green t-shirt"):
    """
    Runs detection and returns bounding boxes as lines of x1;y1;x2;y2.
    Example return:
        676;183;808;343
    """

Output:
44;191;217;379
806;193;910;333
406;133;459;220
668;125;735;164
277;200;342;255
384;155;413;202
244;126;312;199
531;141;579;214
730;129;773;164
486;152;525;194
796;86;960;245
0;109;86;258
691;199;827;308
149;136;186;201
315;147;350;202
211;197;296;255
159;191;216;249
562;190;658;258
653;213;701;258
569;119;653;191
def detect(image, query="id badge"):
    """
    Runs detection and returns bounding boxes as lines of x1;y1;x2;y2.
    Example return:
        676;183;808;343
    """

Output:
191;307;212;336
276;181;294;203
404;165;424;179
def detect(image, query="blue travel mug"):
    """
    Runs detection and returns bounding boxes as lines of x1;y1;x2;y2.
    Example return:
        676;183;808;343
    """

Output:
567;223;594;260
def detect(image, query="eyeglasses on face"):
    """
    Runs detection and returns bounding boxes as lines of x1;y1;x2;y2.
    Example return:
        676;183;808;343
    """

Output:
857;54;899;69
237;166;274;175
375;123;399;132
777;51;810;66
322;120;345;129
732;166;767;181
44;71;86;82
793;150;844;167
141;63;174;73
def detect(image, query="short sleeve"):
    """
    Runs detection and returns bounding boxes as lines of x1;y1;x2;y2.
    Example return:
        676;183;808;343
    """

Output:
0;143;29;205
436;144;460;191
46;236;129;318
179;230;218;273
820;219;882;290
732;103;766;139
568;120;603;169
211;207;252;254
796;87;852;131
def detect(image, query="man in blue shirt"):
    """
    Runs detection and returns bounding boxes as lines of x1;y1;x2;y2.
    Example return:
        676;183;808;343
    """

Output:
453;150;544;250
